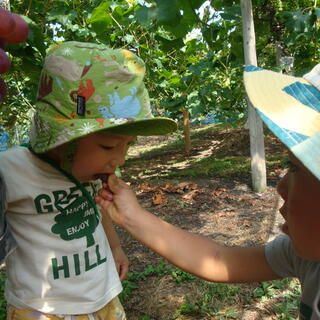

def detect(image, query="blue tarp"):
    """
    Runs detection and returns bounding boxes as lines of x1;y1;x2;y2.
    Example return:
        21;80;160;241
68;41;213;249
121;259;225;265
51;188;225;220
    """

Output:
0;131;8;152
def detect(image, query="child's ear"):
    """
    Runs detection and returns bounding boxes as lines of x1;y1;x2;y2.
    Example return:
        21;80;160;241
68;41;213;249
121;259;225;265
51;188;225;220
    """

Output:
44;143;71;165
43;147;62;162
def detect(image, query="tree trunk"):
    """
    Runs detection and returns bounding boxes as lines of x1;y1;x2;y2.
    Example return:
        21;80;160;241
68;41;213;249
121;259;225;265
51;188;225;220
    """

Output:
240;0;267;192
275;42;282;68
182;108;191;154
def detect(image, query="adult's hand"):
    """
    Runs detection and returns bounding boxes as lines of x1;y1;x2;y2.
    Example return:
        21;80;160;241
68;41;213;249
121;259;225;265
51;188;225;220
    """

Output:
0;8;29;101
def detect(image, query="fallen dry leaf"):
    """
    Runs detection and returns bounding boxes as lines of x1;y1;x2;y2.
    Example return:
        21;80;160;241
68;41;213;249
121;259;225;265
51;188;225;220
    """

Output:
160;184;177;193
211;188;227;196
176;182;190;189
138;183;157;193
182;189;204;200
177;182;198;190
152;190;167;206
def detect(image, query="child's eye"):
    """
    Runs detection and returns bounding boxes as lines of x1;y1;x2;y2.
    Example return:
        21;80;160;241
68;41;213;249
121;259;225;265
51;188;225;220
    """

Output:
100;145;113;150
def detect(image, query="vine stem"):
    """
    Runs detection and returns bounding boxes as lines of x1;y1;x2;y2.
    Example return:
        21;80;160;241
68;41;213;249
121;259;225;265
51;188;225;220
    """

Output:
26;0;32;16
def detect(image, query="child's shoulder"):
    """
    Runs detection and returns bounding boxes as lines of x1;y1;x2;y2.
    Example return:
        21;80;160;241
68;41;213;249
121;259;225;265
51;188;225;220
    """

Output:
0;145;31;161
0;145;37;175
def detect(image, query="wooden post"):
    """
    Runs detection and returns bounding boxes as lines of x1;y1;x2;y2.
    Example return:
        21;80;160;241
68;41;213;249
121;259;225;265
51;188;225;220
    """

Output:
275;42;282;68
182;107;191;154
240;0;267;192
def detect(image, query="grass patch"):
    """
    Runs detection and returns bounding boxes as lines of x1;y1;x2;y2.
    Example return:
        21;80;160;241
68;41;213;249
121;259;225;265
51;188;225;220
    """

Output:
130;138;185;159
124;122;288;181
128;122;241;160
118;260;300;320
176;282;241;318
0;261;301;319
165;156;250;178
124;155;251;180
126;154;287;180
0;270;6;320
252;279;301;319
119;260;197;303
266;156;289;172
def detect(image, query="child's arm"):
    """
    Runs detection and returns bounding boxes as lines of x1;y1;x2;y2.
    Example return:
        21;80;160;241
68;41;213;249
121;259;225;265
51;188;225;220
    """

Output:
100;208;129;281
96;174;280;283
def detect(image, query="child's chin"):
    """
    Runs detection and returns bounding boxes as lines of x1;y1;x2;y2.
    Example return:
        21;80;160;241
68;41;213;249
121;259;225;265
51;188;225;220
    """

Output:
294;244;320;261
281;222;289;235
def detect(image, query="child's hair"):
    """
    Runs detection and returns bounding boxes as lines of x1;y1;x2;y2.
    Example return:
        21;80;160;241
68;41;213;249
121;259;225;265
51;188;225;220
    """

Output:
244;64;320;181
30;41;177;154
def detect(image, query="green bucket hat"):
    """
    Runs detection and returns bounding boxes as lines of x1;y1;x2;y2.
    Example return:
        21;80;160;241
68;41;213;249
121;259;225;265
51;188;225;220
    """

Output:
30;41;177;153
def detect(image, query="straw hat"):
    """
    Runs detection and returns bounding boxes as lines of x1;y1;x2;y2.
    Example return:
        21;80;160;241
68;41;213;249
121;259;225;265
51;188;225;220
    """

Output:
244;64;320;181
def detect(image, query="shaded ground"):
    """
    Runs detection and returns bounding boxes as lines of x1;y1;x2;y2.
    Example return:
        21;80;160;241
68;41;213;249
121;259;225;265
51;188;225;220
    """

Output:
116;125;295;319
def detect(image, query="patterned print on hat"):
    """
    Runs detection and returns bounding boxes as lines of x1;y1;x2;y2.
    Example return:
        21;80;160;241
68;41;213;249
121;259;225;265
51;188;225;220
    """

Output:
30;41;177;153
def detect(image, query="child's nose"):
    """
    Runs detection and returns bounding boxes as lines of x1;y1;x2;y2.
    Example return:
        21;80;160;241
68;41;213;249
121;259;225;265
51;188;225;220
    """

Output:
277;172;289;200
115;154;126;167
109;151;126;168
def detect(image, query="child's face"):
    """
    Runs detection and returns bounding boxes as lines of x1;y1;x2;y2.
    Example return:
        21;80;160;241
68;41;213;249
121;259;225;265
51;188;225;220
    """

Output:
277;152;320;261
71;132;136;182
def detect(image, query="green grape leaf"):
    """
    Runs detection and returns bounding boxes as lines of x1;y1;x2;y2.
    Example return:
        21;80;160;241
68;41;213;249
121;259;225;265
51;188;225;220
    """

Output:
88;0;113;33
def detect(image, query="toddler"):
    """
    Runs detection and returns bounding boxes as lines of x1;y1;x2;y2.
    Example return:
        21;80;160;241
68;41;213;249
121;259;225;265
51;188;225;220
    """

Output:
0;41;177;319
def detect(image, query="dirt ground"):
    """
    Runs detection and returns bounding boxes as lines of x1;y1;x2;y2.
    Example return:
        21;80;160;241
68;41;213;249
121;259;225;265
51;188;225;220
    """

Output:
116;126;290;320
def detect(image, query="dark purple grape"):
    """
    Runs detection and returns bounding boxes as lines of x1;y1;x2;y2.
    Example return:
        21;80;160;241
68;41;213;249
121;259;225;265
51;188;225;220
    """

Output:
6;13;29;44
0;48;10;74
0;9;15;38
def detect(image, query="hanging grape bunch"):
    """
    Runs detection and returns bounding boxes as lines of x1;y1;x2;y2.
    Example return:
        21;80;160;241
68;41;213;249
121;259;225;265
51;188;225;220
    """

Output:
0;8;29;101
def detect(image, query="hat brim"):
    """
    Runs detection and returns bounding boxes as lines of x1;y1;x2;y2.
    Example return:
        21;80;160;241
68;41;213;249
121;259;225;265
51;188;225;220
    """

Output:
102;117;177;136
31;116;177;153
244;65;320;181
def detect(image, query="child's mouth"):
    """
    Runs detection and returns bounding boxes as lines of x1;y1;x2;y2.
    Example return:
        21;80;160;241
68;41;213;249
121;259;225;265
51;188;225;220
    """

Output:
94;173;110;183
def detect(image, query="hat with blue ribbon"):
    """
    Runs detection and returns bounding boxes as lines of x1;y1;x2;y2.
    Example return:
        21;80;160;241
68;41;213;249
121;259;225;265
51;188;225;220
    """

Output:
244;64;320;181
